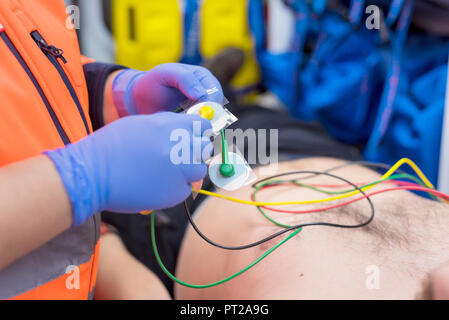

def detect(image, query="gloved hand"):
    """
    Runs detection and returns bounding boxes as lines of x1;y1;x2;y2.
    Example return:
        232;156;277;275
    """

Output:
45;112;213;227
112;63;224;117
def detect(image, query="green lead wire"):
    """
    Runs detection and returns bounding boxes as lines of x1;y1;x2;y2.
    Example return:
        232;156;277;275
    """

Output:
221;130;229;163
150;211;302;289
292;173;430;196
150;169;434;288
253;173;438;229
219;130;235;177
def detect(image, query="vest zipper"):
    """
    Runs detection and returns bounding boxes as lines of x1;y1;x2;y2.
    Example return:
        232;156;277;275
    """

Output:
0;24;71;145
29;33;98;290
31;30;91;135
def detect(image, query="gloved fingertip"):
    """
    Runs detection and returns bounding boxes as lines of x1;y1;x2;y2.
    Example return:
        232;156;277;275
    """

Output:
201;117;213;132
201;138;214;162
182;163;208;183
209;92;225;104
190;85;208;101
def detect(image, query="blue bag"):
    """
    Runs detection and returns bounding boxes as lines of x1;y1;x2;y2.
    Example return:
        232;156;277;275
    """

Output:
259;0;449;185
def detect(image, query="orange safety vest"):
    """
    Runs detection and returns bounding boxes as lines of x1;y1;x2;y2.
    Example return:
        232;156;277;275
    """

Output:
0;0;99;299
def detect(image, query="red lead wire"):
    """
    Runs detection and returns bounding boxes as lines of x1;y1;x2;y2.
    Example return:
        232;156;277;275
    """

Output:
251;185;449;215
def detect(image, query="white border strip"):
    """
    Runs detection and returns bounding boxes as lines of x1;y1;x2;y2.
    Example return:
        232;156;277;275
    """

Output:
438;53;449;192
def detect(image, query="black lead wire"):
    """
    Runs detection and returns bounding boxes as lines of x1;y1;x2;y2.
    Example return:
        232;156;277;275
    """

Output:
253;160;410;187
184;170;375;251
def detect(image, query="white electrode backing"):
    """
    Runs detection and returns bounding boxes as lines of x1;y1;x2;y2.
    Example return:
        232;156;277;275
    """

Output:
209;152;251;191
186;101;237;134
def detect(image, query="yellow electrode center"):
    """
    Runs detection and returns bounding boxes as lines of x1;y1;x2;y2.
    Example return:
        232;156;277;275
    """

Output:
199;106;215;120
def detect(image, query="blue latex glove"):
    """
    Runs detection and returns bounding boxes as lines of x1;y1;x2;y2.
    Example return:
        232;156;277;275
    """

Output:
45;112;213;227
112;63;224;117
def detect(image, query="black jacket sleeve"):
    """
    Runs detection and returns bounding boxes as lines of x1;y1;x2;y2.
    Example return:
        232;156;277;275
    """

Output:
83;62;127;131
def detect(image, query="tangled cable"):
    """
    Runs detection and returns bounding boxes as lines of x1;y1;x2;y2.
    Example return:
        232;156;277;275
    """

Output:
150;158;449;289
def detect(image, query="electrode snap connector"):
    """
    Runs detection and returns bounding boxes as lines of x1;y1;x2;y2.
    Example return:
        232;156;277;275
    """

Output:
208;144;256;191
186;101;237;135
180;88;255;191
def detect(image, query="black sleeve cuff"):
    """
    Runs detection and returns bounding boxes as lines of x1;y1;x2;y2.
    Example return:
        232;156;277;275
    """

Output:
83;62;127;131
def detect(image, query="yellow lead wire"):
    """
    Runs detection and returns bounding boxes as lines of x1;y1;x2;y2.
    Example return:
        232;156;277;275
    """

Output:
193;158;435;206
